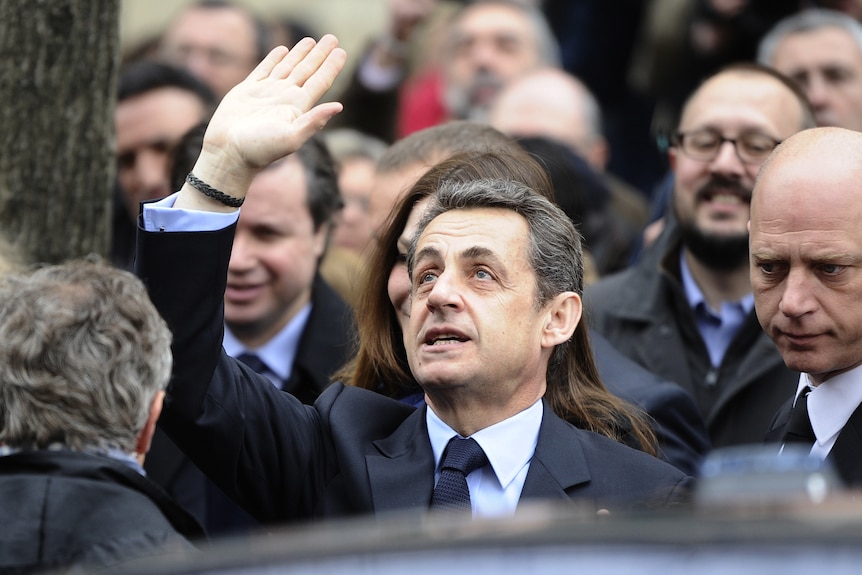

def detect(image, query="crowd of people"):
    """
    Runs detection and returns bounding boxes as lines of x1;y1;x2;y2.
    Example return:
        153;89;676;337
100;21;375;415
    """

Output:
4;0;862;572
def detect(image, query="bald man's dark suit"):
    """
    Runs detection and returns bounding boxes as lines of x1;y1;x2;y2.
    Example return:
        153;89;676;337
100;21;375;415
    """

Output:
765;397;862;487
136;220;691;523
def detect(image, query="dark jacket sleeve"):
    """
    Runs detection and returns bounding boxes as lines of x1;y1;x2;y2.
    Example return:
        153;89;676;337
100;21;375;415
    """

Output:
591;330;711;476
135;221;335;523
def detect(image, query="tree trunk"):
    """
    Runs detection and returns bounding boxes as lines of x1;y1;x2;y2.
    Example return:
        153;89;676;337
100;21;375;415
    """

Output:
0;0;119;264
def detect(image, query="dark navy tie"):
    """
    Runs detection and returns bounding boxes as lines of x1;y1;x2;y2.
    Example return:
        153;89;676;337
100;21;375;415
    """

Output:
782;389;816;448
235;352;268;375
430;437;488;511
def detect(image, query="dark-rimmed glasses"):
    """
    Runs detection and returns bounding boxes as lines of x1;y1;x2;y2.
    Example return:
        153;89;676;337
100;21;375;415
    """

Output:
672;129;781;164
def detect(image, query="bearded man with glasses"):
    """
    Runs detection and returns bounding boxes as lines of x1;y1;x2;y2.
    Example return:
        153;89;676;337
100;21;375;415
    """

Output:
585;64;817;450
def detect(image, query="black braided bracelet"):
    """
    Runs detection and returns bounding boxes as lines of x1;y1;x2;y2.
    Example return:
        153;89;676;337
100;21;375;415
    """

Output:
186;173;245;208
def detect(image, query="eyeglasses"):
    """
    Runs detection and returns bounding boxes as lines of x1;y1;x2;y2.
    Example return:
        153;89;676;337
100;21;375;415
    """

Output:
672;129;781;164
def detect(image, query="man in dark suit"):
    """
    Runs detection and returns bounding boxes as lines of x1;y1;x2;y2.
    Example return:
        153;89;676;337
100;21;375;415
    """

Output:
137;36;690;524
752;127;862;487
145;129;354;536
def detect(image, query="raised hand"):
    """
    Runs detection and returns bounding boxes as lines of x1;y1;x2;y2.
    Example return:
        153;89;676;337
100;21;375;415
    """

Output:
176;35;347;211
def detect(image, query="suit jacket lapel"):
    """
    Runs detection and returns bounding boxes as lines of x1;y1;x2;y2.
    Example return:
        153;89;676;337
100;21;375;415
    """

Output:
829;402;862;487
764;397;793;444
520;402;592;502
367;406;435;513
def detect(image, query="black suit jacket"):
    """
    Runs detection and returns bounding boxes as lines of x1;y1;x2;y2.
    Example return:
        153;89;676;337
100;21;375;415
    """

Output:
136;220;691;522
765;396;862;487
145;264;355;533
284;274;355;404
592;332;711;476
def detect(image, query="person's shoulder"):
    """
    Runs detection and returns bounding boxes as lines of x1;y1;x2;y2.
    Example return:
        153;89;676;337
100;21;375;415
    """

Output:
550;415;688;480
583;264;643;306
317;382;418;433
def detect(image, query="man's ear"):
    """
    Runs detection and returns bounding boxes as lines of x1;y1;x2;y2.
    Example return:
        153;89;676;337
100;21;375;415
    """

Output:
585;136;610;172
541;291;582;349
135;390;165;466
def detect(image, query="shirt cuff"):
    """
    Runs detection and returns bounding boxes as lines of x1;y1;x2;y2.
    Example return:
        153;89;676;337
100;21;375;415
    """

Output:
142;192;240;232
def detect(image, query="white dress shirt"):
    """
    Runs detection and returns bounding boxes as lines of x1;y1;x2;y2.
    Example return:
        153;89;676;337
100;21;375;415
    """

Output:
790;367;862;460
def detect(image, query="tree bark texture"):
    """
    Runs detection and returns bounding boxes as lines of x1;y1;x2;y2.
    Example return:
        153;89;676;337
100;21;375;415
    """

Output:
0;0;119;264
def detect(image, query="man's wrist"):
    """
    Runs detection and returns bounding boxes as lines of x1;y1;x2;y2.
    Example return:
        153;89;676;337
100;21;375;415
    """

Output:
174;148;256;212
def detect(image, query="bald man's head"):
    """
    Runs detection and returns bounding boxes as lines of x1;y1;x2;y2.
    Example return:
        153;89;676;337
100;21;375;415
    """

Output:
751;127;862;384
488;67;608;170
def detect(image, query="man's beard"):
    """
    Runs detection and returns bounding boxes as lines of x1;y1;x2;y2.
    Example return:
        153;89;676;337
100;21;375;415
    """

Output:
676;176;751;271
444;69;503;122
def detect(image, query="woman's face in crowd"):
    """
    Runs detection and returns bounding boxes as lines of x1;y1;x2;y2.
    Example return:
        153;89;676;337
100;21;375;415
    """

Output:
387;197;431;332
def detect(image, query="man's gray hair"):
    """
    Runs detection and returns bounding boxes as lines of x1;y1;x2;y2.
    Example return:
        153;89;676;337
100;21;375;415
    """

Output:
0;259;172;453
408;178;584;306
757;8;862;65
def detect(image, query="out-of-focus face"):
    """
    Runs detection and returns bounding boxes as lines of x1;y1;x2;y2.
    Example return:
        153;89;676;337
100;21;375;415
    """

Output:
388;197;432;332
769;26;862;132
160;6;259;100
369;162;429;242
814;0;862;22
332;156;376;254
115;87;206;220
488;69;606;170
225;157;327;348
751;129;862;385
670;71;803;266
405;207;568;404
444;3;545;122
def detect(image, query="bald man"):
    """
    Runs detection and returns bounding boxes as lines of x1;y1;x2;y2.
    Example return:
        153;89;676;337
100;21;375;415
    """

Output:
754;127;862;487
488;67;649;244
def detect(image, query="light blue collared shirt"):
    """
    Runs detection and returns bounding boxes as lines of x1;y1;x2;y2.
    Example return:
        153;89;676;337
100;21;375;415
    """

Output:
680;252;754;368
426;400;543;518
223;305;312;389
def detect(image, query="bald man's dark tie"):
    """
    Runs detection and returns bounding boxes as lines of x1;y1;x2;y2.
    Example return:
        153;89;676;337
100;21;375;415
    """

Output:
430;437;488;511
782;389;816;449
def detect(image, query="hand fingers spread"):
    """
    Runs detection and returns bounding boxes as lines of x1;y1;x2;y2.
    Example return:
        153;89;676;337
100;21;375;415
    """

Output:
299;47;348;102
248;46;290;81
285;34;341;87
271;37;318;79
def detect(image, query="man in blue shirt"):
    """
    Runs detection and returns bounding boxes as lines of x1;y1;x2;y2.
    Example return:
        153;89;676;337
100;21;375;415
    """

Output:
586;64;816;448
137;35;690;524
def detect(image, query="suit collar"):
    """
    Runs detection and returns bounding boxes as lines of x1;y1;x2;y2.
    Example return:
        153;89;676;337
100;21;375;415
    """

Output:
829;402;862;486
291;275;355;395
366;400;595;511
367;406;435;513
520;400;592;501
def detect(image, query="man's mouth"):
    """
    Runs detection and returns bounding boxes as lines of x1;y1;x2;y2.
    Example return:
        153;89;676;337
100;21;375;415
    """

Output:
708;192;745;205
226;284;263;302
424;329;469;346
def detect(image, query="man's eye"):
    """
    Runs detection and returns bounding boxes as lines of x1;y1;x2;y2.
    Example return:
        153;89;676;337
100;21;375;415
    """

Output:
475;269;492;279
419;272;436;285
821;263;845;275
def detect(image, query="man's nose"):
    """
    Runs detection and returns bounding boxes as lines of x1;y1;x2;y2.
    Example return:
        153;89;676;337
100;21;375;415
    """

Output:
425;270;463;311
778;268;817;318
